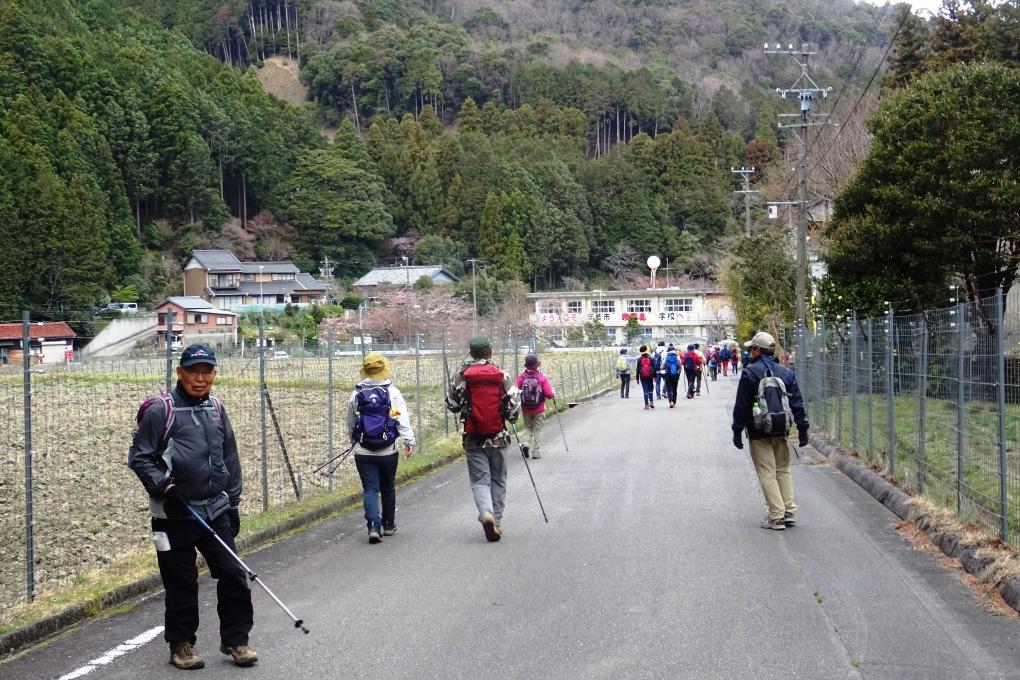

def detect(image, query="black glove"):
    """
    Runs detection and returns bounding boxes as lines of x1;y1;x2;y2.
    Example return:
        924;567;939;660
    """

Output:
798;429;810;447
227;508;241;538
162;484;188;515
732;430;744;450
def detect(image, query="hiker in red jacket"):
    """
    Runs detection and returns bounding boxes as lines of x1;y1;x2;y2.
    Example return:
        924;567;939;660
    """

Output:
681;344;704;399
516;354;555;460
636;345;656;409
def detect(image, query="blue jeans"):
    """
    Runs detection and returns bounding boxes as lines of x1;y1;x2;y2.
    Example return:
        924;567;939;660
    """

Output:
354;453;399;530
654;373;663;398
639;376;655;405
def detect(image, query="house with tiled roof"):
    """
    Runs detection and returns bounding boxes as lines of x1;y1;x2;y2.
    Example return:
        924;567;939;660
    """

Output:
156;296;238;349
352;265;459;295
183;250;327;311
0;321;76;365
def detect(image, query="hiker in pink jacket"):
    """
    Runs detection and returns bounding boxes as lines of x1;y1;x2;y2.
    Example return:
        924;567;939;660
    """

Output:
515;354;555;459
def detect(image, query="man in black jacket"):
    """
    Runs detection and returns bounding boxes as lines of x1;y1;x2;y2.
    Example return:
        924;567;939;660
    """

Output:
731;332;809;530
128;344;257;670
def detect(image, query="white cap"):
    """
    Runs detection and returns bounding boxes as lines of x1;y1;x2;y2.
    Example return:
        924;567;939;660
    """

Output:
744;331;776;349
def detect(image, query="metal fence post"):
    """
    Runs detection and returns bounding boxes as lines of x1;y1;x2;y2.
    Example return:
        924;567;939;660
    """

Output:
917;316;928;494
259;315;268;511
415;331;422;453
887;308;896;476
995;288;1008;540
326;328;334;492
165;309;174;391
818;317;826;434
867;317;874;459
569;362;577;400
851;312;858;453
23;311;34;602
442;327;449;436
836;330;844;444
955;301;964;514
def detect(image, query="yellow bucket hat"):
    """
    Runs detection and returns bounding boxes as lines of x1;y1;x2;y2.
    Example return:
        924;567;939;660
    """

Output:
361;352;391;380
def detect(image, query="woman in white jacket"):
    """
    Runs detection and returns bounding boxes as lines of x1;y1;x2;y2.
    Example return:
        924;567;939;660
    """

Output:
346;353;415;543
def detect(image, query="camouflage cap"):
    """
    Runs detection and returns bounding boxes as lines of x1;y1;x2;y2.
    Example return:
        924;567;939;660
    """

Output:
469;335;491;353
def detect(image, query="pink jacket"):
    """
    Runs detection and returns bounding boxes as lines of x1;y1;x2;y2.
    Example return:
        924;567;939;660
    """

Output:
516;369;555;415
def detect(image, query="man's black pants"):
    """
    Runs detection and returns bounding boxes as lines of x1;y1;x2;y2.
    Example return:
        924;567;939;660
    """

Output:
152;514;253;647
619;373;630;397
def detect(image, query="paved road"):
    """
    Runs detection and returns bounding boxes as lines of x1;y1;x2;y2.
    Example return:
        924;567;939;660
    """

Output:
5;375;1020;679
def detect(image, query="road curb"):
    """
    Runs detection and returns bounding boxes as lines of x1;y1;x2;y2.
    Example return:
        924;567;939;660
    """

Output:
809;434;1020;617
0;449;465;660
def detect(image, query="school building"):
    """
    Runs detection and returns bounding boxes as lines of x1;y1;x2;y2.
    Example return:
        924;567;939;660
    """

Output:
527;288;736;345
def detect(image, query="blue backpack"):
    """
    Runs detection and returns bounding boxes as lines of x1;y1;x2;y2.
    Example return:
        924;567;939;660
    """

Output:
719;347;732;361
665;353;680;376
352;385;399;450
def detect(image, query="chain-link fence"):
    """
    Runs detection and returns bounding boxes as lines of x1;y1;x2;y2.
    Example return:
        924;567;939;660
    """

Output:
798;290;1020;549
0;316;617;613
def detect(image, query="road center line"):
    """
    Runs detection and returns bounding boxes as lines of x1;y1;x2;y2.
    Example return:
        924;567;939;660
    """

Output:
56;625;164;680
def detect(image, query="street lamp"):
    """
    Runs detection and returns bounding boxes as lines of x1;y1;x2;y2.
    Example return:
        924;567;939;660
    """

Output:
258;265;264;310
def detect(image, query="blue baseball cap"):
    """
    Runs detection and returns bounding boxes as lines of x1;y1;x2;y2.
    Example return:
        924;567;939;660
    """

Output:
179;343;217;367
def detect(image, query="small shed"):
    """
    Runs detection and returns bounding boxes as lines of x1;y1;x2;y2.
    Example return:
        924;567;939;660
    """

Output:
0;321;77;365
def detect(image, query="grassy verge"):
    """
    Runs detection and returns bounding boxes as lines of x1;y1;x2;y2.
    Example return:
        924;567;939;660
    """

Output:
0;432;464;638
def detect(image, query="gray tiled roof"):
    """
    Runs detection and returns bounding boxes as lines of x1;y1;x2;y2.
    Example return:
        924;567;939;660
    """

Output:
353;265;459;287
190;250;243;272
295;272;326;290
240;261;299;274
165;296;237;315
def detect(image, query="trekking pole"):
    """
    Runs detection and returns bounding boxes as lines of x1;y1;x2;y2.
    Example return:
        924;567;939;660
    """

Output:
550;396;570;452
702;369;710;395
311;442;356;476
184;505;309;634
508;420;549;523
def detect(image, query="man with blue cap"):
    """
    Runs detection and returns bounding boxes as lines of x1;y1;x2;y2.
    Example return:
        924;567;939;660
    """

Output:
129;344;257;670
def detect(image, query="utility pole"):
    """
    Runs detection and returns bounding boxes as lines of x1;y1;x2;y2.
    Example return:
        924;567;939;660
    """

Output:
730;166;758;236
765;41;831;339
466;258;481;336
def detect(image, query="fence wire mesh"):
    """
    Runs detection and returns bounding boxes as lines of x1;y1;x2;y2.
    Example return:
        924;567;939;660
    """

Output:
801;292;1019;549
0;319;616;613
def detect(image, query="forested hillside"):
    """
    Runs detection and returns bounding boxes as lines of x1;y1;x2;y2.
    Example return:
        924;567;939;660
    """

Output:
0;0;891;320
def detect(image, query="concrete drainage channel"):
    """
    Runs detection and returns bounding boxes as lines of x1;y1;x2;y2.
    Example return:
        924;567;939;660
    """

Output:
809;434;1020;616
0;387;608;661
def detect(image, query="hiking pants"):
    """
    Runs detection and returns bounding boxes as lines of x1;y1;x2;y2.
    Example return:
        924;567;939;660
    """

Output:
522;411;546;458
710;365;718;381
695;369;703;394
355;452;399;530
684;370;698;397
665;374;681;404
721;361;729;376
749;437;797;521
152;515;253;647
619;373;630;398
465;445;508;524
654;373;664;399
639;376;655;405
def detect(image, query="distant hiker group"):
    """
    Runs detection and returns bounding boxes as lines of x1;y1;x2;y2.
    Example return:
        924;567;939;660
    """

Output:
616;340;742;407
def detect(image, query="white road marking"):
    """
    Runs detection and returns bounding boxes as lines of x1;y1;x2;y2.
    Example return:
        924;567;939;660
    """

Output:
56;625;164;680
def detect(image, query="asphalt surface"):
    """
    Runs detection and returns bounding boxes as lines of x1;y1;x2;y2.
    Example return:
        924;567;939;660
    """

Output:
5;373;1020;680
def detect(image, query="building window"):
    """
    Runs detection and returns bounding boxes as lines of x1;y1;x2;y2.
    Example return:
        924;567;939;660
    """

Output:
242;273;255;282
591;300;615;314
216;316;233;325
628;299;652;313
272;273;296;281
567;300;582;314
664;298;693;313
187;314;208;324
641;328;654;337
540;302;561;315
211;274;236;288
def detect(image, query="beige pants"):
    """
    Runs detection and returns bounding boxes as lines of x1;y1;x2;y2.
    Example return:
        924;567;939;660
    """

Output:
522;411;546;458
749;437;797;520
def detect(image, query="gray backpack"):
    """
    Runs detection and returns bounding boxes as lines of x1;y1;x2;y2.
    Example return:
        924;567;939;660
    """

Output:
753;367;794;435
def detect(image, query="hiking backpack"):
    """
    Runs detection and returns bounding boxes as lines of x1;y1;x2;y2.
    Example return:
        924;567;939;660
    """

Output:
520;372;544;409
665;353;680;376
637;355;654;378
651;351;663;372
752;366;795;435
352;385;400;450
719;347;731;361
461;363;508;437
682;352;697;371
616;355;629;373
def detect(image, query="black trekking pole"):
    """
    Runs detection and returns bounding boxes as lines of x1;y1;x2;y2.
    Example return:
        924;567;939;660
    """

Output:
702;369;710;395
508;420;549;523
549;395;570;452
311;442;356;477
184;505;310;634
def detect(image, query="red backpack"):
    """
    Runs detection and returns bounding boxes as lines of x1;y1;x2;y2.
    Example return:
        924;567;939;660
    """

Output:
637;355;654;378
462;363;507;437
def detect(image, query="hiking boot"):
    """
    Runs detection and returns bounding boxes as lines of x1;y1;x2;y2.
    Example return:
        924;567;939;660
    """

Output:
521;444;530;458
481;512;500;542
760;516;786;531
368;525;382;544
669;402;675;408
644;404;649;410
220;644;258;667
383;525;397;536
649;403;655;409
531;452;541;459
169;642;205;670
783;512;797;527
